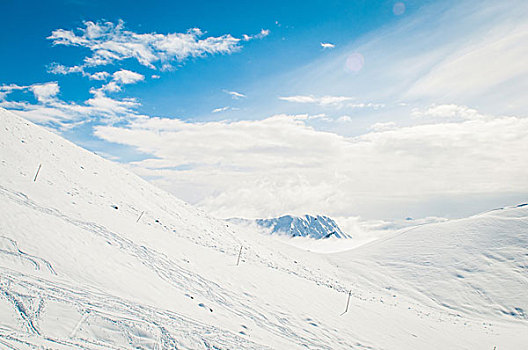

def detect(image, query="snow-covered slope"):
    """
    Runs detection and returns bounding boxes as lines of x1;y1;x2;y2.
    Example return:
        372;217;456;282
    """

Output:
1;107;527;349
331;204;528;319
0;107;368;349
230;214;351;239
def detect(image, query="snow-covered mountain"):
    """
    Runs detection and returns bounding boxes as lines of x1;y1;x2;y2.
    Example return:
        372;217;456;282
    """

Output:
230;214;351;239
1;107;527;349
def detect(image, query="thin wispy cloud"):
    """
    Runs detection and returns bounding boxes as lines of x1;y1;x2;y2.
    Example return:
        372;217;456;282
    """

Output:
223;90;246;99
242;29;270;41
0;84;29;100
278;95;384;110
212;106;230;113
404;20;528;108
279;95;353;105
411;104;484;121
282;0;528;117
369;121;396;131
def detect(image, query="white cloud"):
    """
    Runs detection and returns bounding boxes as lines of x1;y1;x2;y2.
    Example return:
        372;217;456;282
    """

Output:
29;82;60;102
337;115;352;122
348;102;385;109
93;106;528;219
112;69;144;85
321;42;335;49
0;84;27;100
369;121;396;131
0;81;140;128
223;90;246;99
279;95;353;106
271;0;528;118
89;71;110;80
258;29;270;38
0;82;60;103
47;63;111;81
242;29;270;41
411;104;484;120
212;106;230;113
151;75;161;79
47;20;269;74
278;95;384;110
47;63;84;75
97;69;145;92
101;81;121;92
405;19;528;106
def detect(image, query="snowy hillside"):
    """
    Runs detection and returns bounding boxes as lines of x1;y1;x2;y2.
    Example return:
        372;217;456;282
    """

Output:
230;214;351;239
331;204;528;319
1;107;527;349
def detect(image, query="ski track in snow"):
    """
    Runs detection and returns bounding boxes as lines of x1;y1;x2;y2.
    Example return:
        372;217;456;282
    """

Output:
0;269;271;350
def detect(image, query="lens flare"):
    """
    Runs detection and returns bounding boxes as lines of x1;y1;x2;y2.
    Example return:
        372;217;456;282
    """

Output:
345;53;365;73
393;2;406;16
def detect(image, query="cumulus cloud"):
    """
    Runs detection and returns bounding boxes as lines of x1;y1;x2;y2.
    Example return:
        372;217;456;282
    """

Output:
112;69;144;85
92;106;528;219
47;20;269;75
29;82;60;102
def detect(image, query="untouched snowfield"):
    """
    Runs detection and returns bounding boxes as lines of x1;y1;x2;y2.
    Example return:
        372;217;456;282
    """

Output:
0;107;527;349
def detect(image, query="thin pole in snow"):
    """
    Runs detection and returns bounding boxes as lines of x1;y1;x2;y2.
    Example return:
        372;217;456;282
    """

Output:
136;211;144;223
33;164;41;182
340;290;351;316
236;245;243;266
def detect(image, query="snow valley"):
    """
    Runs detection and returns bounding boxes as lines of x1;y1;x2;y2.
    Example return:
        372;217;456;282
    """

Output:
1;107;527;349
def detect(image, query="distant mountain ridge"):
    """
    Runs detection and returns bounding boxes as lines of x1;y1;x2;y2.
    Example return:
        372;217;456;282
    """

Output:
230;214;351;239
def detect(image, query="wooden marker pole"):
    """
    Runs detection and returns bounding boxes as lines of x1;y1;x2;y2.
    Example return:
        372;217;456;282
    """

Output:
33;164;42;182
236;245;243;266
340;290;351;316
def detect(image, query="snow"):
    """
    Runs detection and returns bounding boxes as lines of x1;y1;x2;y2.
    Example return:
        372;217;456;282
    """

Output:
0;107;527;349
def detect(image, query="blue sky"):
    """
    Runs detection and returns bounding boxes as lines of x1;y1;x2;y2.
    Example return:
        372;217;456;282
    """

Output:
1;0;431;120
1;0;528;223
